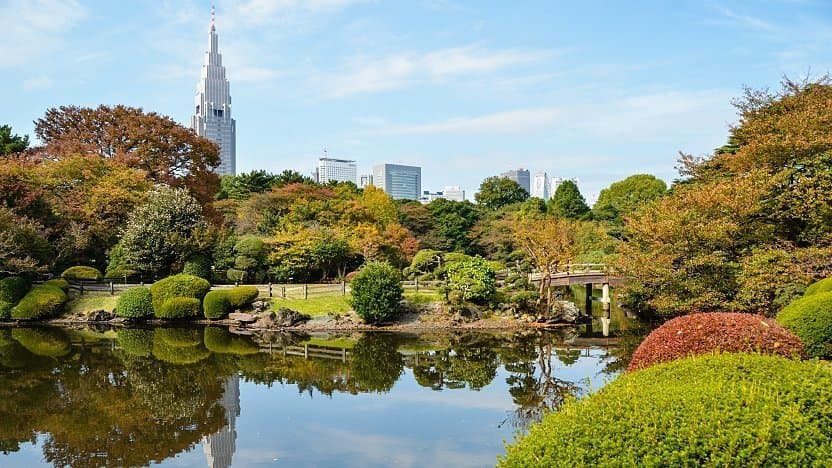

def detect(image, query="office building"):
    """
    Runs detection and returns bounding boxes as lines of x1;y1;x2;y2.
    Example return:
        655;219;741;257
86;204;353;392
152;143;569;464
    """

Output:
317;157;357;184
372;164;421;200
359;174;374;189
500;168;531;194
532;171;549;200
441;185;465;202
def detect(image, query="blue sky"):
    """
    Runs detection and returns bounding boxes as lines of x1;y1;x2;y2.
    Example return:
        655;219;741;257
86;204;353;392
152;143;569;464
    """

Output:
3;0;832;202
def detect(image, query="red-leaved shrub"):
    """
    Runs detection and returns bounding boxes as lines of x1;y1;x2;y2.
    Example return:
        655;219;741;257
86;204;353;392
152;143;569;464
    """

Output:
627;312;805;372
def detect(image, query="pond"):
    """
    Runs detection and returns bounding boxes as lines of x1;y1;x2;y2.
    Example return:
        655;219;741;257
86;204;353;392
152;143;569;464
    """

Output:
0;307;644;467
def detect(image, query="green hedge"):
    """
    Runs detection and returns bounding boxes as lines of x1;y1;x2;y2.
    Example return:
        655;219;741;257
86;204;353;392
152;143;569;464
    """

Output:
499;353;832;467
115;287;153;319
116;329;154;357
61;266;103;281
350;262;403;324
10;285;67;320
0;277;29;320
204;327;260;355
149;274;211;315
777;292;832;358
227;286;259;308
182;255;212;279
203;290;231;319
805;277;832;297
156;297;202;320
11;328;72;357
43;278;69;293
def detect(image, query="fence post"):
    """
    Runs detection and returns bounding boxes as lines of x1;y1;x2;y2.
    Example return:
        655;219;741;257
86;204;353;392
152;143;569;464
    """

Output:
80;282;85;296
109;281;114;296
268;283;273;297
342;280;346;296
415;277;419;293
235;281;239;287
282;286;286;299
304;284;308;300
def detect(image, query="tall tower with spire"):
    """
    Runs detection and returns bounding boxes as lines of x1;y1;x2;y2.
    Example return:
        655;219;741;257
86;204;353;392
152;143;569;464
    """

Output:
191;4;236;176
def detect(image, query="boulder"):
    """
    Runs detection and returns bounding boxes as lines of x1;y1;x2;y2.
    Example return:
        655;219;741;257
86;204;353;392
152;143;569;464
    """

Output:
545;301;583;324
87;309;114;322
228;312;258;324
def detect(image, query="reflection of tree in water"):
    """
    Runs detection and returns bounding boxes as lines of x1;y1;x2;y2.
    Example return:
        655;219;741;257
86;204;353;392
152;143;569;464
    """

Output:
410;334;500;391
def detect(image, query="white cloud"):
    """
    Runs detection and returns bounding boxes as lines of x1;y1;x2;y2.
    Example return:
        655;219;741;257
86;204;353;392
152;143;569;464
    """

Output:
22;75;54;90
714;6;778;33
0;0;86;67
322;46;547;97
371;107;563;135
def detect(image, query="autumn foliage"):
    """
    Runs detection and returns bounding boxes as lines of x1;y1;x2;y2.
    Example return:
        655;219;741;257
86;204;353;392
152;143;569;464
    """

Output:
627;312;805;372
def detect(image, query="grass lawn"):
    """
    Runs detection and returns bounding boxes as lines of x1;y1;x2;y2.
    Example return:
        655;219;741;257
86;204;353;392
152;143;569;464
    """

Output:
65;292;120;316
269;294;352;317
404;290;442;303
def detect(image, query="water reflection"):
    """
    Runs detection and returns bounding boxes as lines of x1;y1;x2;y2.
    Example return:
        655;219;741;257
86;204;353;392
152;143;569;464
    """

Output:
0;324;635;467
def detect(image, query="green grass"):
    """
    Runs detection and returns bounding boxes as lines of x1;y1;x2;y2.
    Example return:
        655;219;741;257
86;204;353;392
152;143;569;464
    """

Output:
301;335;359;349
269;294;352;317
404;290;442;304
64;292;120;316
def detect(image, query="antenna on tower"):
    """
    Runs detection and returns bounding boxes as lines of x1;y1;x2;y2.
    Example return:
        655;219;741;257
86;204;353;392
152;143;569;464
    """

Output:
323;148;328;158
211;3;216;31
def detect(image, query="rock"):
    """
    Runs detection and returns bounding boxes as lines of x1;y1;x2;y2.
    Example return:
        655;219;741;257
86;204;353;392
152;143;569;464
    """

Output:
87;309;114;322
253;308;310;328
547;301;583;324
229;312;258;323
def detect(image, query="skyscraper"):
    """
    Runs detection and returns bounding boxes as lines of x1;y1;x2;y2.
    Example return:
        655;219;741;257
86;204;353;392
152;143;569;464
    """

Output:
191;6;236;176
203;374;240;468
317;156;357;184
500;168;531;194
372;164;421;200
532;171;549;200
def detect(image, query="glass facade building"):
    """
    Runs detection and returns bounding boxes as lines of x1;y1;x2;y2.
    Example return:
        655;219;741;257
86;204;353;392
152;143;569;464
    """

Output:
372;164;422;200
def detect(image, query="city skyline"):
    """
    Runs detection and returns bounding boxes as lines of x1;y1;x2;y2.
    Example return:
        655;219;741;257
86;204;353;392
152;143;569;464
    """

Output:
4;1;832;198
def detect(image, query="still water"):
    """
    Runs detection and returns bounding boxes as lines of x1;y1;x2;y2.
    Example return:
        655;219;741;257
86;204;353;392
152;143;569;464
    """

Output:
0;311;641;467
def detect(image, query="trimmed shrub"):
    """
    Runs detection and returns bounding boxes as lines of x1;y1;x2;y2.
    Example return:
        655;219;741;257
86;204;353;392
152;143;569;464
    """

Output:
182;255;212;279
43;278;69;292
61;266;103;281
115;287;153;319
508;291;539;310
203;290;232;319
116;329;154;357
778;292;832;358
805;277;832;297
157;297;202;320
350;262;403;324
204;327;260;355
11;328;72;357
149;274;211;314
227;286;259;308
499;353;832;467
10;285;68;320
0;276;29;319
628;312;805;371
445;256;497;303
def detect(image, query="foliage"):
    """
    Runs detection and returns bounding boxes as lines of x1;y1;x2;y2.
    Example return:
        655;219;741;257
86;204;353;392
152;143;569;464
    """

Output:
118;186;205;277
507;291;540;311
0;276;29;319
548;180;589;219
349;333;405;392
409;249;442;276
475;176;529;210
512;216;576;309
777;292;832;358
349;262;403;324
104;243;138;279
149;274;211;315
227;286;259;308
43;278;69;292
425;198;481;252
499;353;832;467
156;297;203;320
592;174;666;224
34;105;220;206
627;313;805;371
0;124;29;155
0;206;51;275
11;328;72;357
115;287;154;319
805;277;832;296
151;329;210;364
202;290;231;319
445;257;497;304
217;170;279;200
10;285;67;320
204;327;260;354
61;266;103;281
116;328;154;357
182;255;212;279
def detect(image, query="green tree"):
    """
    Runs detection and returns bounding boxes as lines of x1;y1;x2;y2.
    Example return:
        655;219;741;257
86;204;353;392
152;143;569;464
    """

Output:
592;174;667;224
548;180;590;219
446;256;497;304
475;176;529;210
426;199;481;252
0;125;29;155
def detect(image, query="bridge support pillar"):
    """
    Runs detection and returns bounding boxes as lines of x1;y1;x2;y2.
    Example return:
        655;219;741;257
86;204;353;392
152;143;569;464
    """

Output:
601;283;611;318
585;283;593;315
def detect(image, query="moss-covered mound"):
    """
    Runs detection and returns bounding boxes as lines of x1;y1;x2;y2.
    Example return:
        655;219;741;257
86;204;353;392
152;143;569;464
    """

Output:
61;266;103;281
227;286;259;308
11;328;72;357
0;276;29;320
203;290;231;319
116;328;154;357
778;292;832;358
499;353;832;467
42;278;69;292
10;285;68;320
149;274;211;315
115;286;154;319
204;327;260;355
805;277;832;296
628;312;805;371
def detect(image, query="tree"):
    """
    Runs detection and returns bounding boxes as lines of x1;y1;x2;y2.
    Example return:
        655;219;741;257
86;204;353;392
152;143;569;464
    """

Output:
0;125;29;155
33;105;220;206
350;262;403;324
0;207;51;275
512;216;577;310
446;256;497;304
115;186;205;277
592;174;667;224
548;180;590;219
475;176;529;210
426;199;481;252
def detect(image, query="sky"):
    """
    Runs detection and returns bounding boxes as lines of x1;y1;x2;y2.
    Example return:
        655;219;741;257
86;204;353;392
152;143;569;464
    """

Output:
3;0;832;203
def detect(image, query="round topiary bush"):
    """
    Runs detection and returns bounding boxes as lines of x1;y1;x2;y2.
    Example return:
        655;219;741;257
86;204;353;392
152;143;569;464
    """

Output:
499;353;832;467
227;286;259;308
115;287;153;319
805;277;832;296
0;276;29;320
116;328;154;357
182;255;212;279
628;312;805;371
42;278;69;292
777;292;832;358
61;266;103;281
350;262;403;324
149;274;212;315
11;327;72;357
156;297;203;320
10;285;68;321
203;290;231;319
